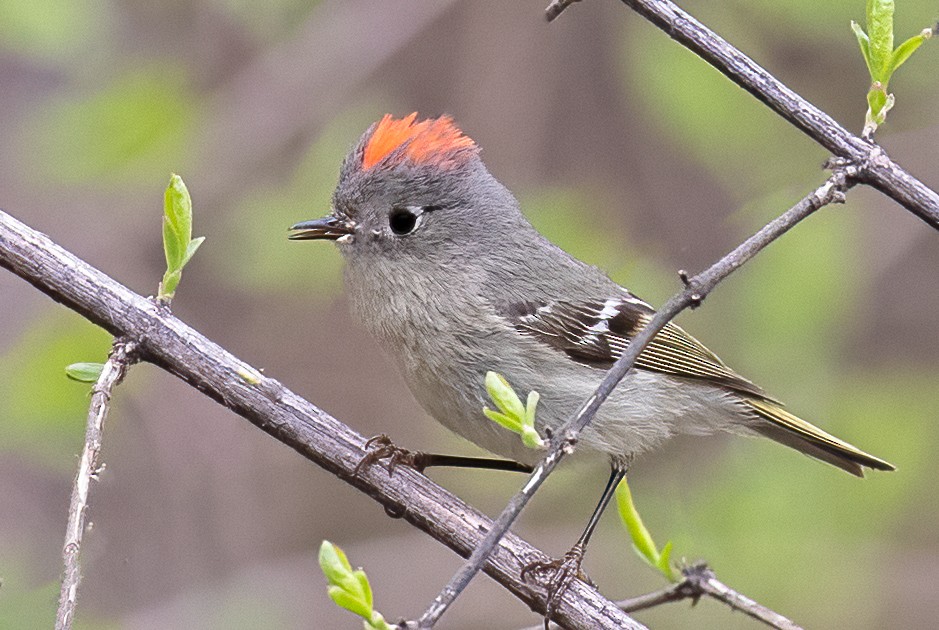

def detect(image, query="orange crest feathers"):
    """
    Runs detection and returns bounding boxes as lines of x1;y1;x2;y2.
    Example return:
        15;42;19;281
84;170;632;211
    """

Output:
362;113;477;170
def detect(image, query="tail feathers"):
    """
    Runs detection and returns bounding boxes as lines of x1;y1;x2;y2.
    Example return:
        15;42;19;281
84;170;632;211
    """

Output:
743;397;895;477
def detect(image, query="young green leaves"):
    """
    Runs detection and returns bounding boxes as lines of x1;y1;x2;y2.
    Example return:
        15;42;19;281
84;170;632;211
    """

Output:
615;478;678;583
68;174;204;382
483;371;545;449
158;174;204;302
318;541;392;630
851;0;935;137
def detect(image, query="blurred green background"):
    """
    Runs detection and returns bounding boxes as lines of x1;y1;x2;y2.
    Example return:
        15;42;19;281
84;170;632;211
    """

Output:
1;0;937;628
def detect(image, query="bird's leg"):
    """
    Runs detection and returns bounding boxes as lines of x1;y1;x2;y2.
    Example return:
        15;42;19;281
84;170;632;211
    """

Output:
522;464;628;621
354;434;533;476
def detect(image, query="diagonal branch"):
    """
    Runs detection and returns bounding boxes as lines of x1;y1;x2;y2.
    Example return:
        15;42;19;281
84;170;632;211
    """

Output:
56;339;138;630
414;169;852;628
0;208;639;630
547;0;939;229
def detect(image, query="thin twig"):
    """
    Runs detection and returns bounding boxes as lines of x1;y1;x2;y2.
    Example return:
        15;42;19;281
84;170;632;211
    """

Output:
55;339;138;630
614;579;689;615
0;209;638;630
526;563;803;630
692;566;802;630
617;566;801;629
414;171;852;628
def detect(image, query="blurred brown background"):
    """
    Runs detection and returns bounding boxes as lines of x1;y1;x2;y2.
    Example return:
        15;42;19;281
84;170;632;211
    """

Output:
1;0;937;628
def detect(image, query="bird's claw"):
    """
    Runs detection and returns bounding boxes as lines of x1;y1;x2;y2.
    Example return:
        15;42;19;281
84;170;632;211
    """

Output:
521;544;592;620
354;434;427;476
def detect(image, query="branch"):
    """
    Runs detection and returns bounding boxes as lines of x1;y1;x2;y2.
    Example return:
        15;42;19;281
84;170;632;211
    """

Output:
0;208;639;630
682;565;801;630
56;339;138;630
546;0;939;229
619;565;801;630
527;563;802;630
414;170;852;628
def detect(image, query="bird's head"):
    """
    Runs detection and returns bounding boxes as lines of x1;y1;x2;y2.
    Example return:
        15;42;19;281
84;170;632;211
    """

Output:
290;113;524;265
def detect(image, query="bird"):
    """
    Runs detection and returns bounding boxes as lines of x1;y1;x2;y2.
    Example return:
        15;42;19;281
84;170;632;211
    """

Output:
289;112;894;597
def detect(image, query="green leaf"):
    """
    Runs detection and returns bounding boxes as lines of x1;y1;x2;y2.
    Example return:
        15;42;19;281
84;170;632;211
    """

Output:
525;390;540;426
865;89;894;135
483;408;522;433
318;541;382;623
866;0;894;78
887;28;933;76
162;215;182;272
867;84;888;122
319;541;354;587
616;479;657;564
484;371;526;421
327;586;372;620
616;478;677;581
657;541;678;583
482;372;545;449
182;236;205;268
520;427;544;450
851;21;875;78
159;174;202;301
65;362;105;383
159;269;181;300
354;569;373;612
163;173;192;270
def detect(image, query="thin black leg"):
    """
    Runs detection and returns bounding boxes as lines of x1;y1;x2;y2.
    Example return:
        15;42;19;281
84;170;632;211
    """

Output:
355;434;533;476
576;464;628;548
413;453;534;473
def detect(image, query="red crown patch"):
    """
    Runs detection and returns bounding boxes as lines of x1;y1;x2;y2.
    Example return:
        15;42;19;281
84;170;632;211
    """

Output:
362;113;477;170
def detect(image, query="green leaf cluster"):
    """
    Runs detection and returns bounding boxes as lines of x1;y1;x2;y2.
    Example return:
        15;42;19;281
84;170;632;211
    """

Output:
159;174;204;302
851;0;934;135
318;541;392;630
615;478;678;582
482;371;544;450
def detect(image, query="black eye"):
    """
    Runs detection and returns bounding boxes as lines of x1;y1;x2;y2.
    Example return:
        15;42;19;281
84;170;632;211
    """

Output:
389;207;420;235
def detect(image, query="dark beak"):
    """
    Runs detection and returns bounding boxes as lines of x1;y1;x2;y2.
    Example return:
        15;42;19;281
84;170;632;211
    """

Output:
288;215;354;241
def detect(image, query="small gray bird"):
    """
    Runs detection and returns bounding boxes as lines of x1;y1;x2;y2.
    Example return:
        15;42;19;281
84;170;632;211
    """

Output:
290;113;893;578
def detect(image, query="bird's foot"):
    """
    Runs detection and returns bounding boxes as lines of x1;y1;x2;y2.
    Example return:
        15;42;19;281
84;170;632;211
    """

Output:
521;543;592;621
354;434;429;476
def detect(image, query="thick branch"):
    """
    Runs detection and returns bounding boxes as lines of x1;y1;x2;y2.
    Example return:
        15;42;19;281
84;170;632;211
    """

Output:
415;172;850;627
56;340;138;630
0;208;638;630
547;0;939;229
